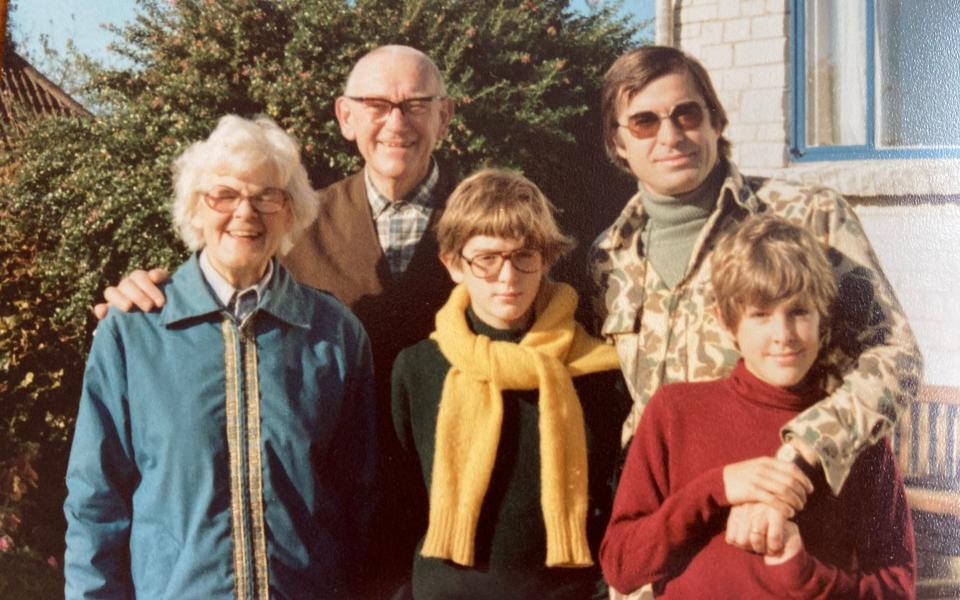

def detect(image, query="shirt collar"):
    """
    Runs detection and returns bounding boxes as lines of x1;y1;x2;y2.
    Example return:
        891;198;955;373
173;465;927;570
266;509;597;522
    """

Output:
365;159;439;218
197;249;274;308
160;253;311;329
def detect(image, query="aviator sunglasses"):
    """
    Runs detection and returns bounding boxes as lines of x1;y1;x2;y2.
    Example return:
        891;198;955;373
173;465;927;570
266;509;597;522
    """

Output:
618;100;710;139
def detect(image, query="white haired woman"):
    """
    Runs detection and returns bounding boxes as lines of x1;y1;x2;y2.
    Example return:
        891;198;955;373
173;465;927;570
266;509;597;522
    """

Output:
64;115;376;600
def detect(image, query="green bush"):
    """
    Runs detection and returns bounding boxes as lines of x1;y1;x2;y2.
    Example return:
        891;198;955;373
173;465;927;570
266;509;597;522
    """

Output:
0;0;645;578
0;549;64;599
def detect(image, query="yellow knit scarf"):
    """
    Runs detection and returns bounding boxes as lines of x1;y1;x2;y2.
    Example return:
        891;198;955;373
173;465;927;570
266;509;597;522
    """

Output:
422;280;621;568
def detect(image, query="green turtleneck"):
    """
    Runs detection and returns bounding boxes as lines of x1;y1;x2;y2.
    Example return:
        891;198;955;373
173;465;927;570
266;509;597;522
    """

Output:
640;160;728;288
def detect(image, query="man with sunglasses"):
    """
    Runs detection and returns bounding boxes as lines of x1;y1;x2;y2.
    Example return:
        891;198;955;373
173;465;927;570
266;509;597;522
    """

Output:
589;45;920;584
94;45;457;597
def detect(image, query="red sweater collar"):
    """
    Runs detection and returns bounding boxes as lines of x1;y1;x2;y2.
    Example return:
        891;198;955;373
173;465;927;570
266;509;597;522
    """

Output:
726;359;822;411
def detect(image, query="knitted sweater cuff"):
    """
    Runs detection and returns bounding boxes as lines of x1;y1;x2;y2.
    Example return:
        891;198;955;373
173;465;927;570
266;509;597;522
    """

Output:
420;507;481;567
544;505;594;568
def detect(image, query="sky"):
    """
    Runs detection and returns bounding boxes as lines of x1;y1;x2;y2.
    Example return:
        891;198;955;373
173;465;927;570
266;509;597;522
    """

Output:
11;0;140;68
11;0;655;81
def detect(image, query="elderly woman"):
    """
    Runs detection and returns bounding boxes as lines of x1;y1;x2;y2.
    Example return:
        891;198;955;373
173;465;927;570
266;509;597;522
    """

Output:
64;115;376;600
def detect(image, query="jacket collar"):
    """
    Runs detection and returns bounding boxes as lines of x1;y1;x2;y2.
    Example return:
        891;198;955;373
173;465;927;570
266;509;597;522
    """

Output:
720;160;763;213
160;253;312;329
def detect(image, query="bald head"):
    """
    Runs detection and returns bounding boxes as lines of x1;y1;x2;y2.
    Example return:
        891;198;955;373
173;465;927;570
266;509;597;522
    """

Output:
345;45;447;96
334;44;454;202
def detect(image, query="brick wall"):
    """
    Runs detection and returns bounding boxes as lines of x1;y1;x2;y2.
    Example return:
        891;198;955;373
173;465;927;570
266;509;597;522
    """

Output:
856;202;960;387
673;0;790;169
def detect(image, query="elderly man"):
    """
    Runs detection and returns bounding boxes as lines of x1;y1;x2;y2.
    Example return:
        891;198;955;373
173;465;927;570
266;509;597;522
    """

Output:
96;45;456;596
283;45;456;394
590;45;921;573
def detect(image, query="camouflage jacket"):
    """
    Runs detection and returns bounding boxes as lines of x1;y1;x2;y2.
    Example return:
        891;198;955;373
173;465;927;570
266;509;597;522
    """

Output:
588;162;922;493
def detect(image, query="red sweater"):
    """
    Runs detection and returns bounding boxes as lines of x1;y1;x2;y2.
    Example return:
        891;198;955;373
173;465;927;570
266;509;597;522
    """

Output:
600;360;915;599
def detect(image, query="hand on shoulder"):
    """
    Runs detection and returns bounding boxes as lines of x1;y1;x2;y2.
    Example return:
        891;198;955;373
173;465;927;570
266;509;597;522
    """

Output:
93;268;170;320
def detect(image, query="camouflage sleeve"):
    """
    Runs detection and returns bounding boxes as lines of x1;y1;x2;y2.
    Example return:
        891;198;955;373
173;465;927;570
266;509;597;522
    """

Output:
781;192;923;494
586;236;612;339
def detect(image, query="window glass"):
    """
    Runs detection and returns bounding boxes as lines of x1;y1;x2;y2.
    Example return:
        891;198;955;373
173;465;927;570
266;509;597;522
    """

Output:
876;0;960;148
804;0;866;147
802;0;960;153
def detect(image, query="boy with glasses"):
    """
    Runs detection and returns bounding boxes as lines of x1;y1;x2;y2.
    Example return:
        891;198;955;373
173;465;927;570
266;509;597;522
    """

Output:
391;168;631;599
600;214;915;599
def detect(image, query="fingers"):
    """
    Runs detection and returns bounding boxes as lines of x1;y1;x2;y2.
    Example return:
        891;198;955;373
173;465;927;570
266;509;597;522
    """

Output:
724;504;754;549
747;506;770;553
765;510;785;554
752;507;788;554
128;269;168;309
763;520;803;566
97;268;170;318
103;285;136;313
103;269;167;313
788;463;815;511
752;460;812;510
146;268;171;285
723;457;813;513
93;302;110;321
772;460;815;497
726;504;766;552
755;495;794;520
726;503;789;555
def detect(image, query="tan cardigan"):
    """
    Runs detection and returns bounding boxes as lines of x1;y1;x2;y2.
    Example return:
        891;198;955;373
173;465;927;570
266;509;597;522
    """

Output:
282;168;456;402
282;169;458;593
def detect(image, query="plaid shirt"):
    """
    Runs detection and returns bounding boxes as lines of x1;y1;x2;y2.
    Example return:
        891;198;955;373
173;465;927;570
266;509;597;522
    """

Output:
366;162;439;275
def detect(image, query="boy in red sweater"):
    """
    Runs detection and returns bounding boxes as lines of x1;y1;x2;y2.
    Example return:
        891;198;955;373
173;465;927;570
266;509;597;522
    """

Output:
600;214;915;598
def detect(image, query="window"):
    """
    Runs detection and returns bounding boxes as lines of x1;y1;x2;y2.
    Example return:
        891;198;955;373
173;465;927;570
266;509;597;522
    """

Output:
791;0;960;160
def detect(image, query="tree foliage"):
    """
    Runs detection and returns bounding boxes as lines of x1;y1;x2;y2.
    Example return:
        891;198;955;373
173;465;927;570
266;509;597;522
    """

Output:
0;0;644;578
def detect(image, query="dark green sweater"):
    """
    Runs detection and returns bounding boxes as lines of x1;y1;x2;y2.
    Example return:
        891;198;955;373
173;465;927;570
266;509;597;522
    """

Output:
390;311;631;600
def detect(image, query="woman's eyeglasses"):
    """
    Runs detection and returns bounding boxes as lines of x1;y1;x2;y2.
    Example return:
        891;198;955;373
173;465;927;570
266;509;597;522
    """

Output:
203;186;289;214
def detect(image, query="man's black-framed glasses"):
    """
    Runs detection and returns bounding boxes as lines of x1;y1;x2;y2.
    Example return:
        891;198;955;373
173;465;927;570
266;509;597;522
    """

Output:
618;101;709;139
460;248;543;278
203;186;289;214
346;96;446;120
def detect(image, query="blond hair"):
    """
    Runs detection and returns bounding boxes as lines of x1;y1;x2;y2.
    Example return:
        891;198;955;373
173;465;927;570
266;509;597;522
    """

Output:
711;214;837;330
436;168;574;266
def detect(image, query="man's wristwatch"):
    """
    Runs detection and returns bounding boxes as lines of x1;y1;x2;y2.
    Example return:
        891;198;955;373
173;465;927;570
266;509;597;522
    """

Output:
776;443;820;484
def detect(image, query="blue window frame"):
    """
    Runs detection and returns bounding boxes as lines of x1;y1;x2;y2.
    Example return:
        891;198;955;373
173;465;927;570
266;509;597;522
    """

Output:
791;0;960;161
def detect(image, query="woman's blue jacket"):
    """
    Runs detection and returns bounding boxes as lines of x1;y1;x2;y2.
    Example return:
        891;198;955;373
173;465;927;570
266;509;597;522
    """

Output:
64;255;377;599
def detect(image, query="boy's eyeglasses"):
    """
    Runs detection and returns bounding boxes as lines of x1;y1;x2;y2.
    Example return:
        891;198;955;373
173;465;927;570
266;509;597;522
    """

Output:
617;101;709;139
203;186;289;214
460;248;543;278
345;96;446;120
